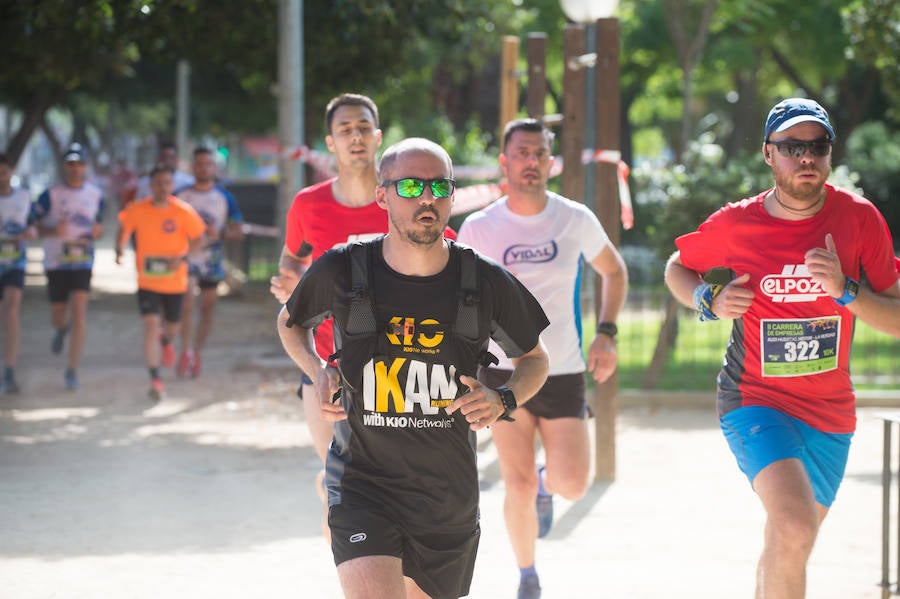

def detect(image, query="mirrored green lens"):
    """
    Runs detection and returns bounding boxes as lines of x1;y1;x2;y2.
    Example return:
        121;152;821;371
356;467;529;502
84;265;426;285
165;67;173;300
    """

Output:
396;178;425;198
430;179;453;198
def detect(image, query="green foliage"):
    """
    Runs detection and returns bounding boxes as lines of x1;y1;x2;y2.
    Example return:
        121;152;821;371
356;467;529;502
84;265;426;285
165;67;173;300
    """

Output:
628;134;772;260
844;121;900;237
0;0;142;105
843;0;900;121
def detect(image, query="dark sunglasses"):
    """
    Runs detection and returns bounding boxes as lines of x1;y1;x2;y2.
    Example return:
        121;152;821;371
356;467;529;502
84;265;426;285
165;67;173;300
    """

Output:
381;177;456;199
765;138;832;158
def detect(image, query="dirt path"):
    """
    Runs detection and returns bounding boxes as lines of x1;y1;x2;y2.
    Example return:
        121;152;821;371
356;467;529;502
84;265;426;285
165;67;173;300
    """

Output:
0;245;890;598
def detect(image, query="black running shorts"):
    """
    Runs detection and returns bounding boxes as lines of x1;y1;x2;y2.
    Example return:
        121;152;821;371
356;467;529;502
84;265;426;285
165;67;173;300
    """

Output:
46;269;92;303
137;289;185;323
479;368;588;419
329;503;480;599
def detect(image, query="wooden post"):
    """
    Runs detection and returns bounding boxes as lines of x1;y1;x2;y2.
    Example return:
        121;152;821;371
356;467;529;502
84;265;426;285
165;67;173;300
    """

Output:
592;17;621;481
500;36;520;139
561;25;586;204
526;33;547;119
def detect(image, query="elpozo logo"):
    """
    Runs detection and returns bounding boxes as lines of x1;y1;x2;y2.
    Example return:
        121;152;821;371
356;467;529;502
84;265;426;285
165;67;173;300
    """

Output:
760;264;829;303
503;241;557;266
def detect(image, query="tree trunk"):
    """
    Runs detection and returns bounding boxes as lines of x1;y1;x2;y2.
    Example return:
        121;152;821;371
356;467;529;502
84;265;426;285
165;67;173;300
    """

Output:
641;295;680;390
4;101;52;167
40;117;65;182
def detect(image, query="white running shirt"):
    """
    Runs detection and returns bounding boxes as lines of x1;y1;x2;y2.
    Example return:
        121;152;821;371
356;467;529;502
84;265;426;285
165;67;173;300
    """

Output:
457;192;610;374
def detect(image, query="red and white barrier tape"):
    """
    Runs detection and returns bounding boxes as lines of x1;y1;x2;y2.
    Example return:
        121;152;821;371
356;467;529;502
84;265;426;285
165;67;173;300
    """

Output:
581;148;633;230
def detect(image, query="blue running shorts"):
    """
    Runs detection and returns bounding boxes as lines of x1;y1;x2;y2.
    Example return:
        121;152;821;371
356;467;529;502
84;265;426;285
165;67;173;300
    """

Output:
720;405;852;507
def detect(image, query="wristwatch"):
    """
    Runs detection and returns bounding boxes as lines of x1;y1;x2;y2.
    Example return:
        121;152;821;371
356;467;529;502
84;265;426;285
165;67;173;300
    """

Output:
834;277;860;306
495;385;517;422
596;321;618;338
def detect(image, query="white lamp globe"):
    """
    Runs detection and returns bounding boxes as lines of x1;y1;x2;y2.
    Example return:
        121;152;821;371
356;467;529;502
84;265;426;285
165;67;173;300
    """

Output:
560;0;620;22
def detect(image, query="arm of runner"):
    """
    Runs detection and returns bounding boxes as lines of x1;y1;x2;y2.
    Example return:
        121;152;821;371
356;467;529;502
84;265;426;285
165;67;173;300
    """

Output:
17;225;37;242
270;243;312;304
114;225;126;265
276;306;346;421
585;244;628;383
448;339;549;431
665;252;754;320
805;234;900;338
223;221;245;242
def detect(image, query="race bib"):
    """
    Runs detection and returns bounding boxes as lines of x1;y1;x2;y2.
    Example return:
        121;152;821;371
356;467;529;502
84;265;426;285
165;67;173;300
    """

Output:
144;256;173;276
62;241;91;264
760;317;840;377
0;241;21;262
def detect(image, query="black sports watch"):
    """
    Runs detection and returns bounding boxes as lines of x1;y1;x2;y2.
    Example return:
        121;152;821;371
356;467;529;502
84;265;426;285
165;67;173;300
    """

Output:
495;385;517;422
596;321;618;338
834;277;860;306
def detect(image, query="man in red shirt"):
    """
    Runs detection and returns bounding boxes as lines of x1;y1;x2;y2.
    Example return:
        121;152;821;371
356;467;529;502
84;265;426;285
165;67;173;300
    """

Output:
665;98;900;597
271;94;391;541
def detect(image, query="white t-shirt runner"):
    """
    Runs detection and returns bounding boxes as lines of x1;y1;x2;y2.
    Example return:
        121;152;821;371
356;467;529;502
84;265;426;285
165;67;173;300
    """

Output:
457;191;610;374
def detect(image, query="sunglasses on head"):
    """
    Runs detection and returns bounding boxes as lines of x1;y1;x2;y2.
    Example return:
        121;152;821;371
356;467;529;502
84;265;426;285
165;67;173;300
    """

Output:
765;138;832;158
381;177;456;199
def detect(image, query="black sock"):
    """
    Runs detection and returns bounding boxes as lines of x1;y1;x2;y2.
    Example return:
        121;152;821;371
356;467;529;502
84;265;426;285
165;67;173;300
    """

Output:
149;367;160;379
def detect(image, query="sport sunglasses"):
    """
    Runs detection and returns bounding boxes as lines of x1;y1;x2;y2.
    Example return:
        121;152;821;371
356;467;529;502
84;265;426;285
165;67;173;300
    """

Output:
765;138;832;158
381;177;456;199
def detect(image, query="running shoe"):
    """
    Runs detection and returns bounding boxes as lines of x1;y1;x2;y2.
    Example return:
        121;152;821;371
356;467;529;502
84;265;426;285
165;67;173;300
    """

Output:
64;368;79;391
160;338;175;368
176;350;193;378
4;375;20;394
190;353;202;378
517;573;542;599
51;326;69;355
148;378;164;401
536;464;554;538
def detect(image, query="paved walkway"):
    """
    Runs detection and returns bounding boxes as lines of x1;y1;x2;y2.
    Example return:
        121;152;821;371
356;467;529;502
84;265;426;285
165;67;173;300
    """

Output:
0;243;895;598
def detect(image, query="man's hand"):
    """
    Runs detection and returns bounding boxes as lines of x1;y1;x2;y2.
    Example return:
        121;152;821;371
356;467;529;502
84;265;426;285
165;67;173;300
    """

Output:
270;267;301;304
805;233;845;298
711;273;754;319
447;375;504;431
115;248;124;265
586;334;617;383
316;366;347;422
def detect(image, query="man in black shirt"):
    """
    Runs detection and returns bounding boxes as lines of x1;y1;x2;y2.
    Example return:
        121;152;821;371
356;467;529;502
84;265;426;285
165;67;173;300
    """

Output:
278;137;550;599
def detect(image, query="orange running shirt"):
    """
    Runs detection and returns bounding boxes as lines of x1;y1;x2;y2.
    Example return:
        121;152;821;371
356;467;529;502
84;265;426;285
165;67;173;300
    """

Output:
118;197;206;294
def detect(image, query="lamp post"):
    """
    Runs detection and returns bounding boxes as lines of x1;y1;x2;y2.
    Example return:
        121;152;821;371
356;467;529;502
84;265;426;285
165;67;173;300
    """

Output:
560;0;621;481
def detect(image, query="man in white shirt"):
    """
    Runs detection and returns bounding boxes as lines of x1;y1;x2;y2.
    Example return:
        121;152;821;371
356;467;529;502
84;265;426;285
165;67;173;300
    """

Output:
457;118;628;599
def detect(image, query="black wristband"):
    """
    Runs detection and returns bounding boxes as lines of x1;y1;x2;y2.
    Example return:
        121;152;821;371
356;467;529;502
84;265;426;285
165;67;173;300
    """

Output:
495;385;517;422
596;321;618;338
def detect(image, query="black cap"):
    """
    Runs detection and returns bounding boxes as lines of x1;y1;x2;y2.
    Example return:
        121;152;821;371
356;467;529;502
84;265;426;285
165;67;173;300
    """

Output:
63;143;86;163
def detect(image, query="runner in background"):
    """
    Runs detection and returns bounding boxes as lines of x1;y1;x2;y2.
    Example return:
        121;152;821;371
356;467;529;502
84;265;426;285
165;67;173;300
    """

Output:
32;143;105;392
116;163;205;400
0;154;37;393
176;147;244;378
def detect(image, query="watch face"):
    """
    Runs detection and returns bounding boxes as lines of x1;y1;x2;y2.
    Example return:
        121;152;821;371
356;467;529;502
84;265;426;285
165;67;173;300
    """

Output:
847;279;860;296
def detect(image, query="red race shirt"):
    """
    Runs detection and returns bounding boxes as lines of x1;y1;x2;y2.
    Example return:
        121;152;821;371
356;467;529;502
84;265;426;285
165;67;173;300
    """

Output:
676;183;898;433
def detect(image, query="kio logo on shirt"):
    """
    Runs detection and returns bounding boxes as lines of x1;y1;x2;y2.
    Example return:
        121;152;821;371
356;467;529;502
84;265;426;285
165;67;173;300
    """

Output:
760;264;829;303
503;241;557;265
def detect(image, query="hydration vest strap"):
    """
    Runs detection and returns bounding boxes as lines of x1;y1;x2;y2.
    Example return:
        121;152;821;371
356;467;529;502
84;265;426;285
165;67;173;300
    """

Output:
345;242;378;336
455;246;480;341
